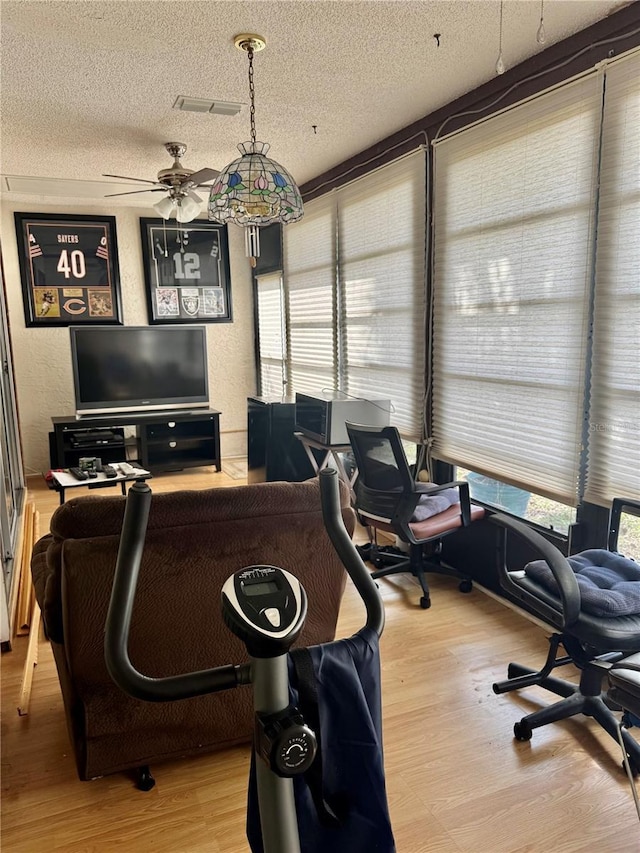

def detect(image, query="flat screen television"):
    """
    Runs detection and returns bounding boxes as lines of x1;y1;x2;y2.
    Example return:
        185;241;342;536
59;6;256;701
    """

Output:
70;325;209;417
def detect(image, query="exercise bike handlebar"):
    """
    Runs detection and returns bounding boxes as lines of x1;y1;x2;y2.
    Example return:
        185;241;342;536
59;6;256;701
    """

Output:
104;468;383;703
318;468;384;638
104;480;248;701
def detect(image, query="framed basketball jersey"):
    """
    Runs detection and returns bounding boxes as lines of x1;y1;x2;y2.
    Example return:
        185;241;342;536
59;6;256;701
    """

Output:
15;213;122;327
140;218;232;325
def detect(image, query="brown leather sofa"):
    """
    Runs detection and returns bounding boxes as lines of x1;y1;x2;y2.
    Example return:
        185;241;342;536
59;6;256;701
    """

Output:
31;477;355;784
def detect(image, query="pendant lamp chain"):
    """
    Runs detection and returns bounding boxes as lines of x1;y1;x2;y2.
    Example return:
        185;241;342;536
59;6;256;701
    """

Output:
247;44;257;145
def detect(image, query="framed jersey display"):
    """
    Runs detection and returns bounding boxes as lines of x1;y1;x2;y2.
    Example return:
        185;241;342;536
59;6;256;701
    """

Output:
139;218;232;325
15;213;122;327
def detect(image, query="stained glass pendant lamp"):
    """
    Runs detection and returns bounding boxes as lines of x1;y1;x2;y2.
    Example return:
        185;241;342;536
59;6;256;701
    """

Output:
208;34;304;265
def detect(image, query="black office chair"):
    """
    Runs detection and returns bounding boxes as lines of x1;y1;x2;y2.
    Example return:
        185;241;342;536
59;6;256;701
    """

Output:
491;497;640;774
607;653;640;818
346;422;485;609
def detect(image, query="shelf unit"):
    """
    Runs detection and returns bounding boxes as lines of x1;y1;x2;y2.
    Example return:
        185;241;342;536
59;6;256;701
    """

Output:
139;413;221;472
51;410;221;473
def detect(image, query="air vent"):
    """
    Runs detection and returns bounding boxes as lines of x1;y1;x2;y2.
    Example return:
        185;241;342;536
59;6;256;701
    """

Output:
173;96;243;115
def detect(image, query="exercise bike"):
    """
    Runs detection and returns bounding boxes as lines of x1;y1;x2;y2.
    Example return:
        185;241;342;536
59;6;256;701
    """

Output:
104;468;393;853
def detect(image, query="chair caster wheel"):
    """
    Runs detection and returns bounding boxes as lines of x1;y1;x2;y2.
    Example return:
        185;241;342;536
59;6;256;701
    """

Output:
514;721;532;742
419;596;431;609
135;766;156;791
459;579;472;593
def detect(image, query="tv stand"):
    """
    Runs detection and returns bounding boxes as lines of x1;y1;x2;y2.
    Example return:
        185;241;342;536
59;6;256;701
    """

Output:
51;410;222;473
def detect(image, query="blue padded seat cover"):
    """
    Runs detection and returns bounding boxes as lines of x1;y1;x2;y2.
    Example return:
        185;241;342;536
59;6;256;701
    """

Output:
525;549;640;617
247;628;395;853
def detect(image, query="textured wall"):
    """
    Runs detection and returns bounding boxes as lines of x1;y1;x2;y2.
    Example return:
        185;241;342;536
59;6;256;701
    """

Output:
1;199;256;476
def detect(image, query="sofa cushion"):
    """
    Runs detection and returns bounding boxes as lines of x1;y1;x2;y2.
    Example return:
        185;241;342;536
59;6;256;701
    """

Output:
50;478;335;540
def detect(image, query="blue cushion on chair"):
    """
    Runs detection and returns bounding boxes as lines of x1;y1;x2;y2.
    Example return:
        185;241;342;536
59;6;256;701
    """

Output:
525;549;640;617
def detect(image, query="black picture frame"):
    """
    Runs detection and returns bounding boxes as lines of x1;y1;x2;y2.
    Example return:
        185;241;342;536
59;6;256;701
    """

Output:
14;212;122;327
140;218;232;324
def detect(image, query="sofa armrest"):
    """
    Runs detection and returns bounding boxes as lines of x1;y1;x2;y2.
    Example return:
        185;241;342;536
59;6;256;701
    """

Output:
31;534;65;643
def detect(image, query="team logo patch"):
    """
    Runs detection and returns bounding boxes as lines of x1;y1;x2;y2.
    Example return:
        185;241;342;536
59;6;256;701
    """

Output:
181;294;200;316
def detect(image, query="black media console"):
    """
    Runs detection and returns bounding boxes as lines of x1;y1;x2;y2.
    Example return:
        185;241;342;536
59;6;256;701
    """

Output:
50;409;222;473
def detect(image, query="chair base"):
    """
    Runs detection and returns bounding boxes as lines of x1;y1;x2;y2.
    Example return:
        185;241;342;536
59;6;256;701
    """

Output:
357;541;472;609
493;634;640;775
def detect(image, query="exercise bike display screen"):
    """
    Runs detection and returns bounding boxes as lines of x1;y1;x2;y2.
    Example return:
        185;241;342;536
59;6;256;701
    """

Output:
243;580;280;597
221;566;307;657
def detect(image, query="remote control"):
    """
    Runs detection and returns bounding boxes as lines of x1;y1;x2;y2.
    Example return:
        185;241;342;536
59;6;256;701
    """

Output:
118;462;134;475
87;470;98;478
103;465;118;478
69;467;89;481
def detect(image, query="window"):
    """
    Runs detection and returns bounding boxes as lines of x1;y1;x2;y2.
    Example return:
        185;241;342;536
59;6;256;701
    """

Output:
618;506;640;559
255;272;286;397
455;467;576;534
337;153;427;438
0;258;26;643
284;194;337;396
281;150;427;438
584;54;640;506
431;74;602;507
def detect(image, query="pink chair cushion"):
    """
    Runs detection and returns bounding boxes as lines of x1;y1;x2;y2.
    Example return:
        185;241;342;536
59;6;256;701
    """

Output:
409;503;485;540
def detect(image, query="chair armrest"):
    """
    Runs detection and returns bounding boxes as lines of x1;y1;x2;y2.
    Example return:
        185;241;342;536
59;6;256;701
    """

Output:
489;513;581;628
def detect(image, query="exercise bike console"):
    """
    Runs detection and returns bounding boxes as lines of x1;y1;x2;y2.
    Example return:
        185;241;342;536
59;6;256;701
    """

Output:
222;566;307;657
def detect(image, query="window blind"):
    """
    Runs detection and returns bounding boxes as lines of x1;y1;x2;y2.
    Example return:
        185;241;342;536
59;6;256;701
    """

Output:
431;75;602;505
585;53;640;505
283;194;337;395
256;271;286;398
337;151;427;438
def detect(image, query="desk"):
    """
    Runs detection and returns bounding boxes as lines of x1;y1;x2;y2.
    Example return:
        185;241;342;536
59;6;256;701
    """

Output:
294;432;357;501
51;465;152;505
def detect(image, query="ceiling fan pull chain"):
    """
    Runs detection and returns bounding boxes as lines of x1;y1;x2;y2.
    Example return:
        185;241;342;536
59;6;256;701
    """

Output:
162;219;168;257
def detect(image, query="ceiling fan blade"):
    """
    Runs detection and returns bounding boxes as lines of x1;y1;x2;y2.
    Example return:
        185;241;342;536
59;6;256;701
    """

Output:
102;174;159;185
182;168;220;187
104;188;167;197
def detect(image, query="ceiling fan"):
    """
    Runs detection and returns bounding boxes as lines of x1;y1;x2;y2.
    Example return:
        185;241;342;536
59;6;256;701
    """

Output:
103;142;219;223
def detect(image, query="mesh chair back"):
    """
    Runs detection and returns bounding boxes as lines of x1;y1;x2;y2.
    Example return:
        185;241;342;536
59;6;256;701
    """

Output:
347;424;415;489
346;423;417;525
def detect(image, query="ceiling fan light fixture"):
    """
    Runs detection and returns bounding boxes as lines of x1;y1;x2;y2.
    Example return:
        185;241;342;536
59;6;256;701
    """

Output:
176;194;202;223
153;195;176;219
208;33;303;264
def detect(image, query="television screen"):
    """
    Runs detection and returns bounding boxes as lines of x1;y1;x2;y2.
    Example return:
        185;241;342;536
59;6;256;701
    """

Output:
70;325;209;416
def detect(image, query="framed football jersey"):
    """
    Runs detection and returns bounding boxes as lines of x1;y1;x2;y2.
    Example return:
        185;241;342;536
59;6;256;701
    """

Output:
139;218;232;325
15;213;122;327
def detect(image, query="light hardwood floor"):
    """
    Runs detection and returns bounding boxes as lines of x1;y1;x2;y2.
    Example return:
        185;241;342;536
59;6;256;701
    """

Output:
2;468;639;852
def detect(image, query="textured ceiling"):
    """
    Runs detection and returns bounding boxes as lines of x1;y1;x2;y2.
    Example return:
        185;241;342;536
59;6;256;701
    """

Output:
0;0;628;206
